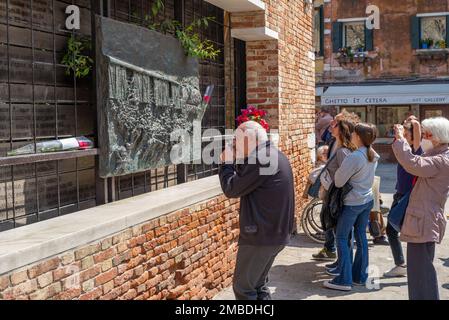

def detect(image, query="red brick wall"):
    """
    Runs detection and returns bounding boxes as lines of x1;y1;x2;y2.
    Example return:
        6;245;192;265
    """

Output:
246;40;281;129
0;196;240;300
240;0;315;217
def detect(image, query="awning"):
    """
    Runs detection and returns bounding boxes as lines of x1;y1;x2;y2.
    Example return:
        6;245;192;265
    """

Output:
316;87;324;97
321;84;449;106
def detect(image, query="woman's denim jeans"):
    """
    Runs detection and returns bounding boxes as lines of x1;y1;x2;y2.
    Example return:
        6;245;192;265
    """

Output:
333;200;374;286
386;192;406;266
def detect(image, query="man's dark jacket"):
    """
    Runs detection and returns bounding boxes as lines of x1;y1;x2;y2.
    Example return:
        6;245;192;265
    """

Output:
218;141;295;246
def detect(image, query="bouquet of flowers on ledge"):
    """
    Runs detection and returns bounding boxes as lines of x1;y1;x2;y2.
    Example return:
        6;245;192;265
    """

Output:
236;106;270;131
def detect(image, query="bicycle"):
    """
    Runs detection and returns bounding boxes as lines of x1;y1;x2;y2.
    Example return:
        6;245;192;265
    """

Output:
301;198;326;244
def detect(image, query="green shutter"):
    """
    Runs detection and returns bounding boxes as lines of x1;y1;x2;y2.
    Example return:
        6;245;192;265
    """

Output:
319;6;324;56
410;16;420;49
365;26;374;51
446;15;449;48
332;22;343;52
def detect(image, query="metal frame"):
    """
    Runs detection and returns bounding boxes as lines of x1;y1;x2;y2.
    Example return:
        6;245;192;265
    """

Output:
0;0;97;230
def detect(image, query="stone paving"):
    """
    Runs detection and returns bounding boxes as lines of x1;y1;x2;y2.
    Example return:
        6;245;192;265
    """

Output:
214;163;449;300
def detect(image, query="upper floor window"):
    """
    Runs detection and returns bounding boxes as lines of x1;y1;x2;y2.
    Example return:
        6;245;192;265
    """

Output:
343;21;366;51
411;14;449;49
332;19;374;53
420;16;447;48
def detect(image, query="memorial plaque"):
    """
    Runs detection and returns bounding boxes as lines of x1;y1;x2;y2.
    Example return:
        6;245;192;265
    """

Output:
96;16;208;178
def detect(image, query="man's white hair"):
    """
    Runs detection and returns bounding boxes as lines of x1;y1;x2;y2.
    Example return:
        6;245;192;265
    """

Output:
421;117;449;144
239;120;268;143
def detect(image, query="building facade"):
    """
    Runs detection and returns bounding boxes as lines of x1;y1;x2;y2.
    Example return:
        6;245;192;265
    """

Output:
0;0;315;300
314;0;449;161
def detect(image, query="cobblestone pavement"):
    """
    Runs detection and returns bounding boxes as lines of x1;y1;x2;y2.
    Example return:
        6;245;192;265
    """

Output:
214;163;449;300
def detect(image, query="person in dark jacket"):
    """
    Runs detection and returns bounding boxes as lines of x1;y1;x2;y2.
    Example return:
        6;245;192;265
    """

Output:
219;121;295;300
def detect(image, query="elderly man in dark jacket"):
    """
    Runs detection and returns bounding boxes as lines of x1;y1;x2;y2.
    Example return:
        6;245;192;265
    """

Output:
219;121;295;300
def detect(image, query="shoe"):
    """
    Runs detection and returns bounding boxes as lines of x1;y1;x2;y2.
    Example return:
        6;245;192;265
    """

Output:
323;280;352;292
372;236;389;246
325;261;338;269
383;265;407;278
353;281;366;287
326;268;340;277
312;248;337;261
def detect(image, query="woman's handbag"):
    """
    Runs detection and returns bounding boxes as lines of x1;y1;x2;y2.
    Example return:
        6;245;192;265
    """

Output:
387;177;417;232
387;191;411;232
307;153;336;198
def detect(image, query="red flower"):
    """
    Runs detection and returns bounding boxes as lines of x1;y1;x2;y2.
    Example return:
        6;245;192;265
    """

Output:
260;119;270;131
236;106;269;131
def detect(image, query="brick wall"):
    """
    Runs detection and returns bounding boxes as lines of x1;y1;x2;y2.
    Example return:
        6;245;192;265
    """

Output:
0;196;240;300
320;0;449;83
238;0;316;217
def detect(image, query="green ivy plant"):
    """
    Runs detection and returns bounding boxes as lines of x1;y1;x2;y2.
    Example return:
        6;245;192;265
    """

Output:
61;34;93;78
145;0;220;60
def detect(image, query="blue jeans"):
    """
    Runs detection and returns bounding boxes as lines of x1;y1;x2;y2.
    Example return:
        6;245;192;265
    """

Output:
333;200;373;286
386;193;405;266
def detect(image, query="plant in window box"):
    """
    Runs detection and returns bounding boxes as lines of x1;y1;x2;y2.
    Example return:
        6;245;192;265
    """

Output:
435;40;447;49
421;38;434;49
354;45;367;63
337;47;354;63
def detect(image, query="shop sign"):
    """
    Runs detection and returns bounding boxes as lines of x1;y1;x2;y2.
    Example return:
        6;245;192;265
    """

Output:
322;95;449;106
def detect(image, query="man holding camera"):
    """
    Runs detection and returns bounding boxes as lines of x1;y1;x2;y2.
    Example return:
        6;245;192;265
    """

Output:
219;121;295;300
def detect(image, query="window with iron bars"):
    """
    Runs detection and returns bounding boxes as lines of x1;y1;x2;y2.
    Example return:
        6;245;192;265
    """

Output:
0;0;232;231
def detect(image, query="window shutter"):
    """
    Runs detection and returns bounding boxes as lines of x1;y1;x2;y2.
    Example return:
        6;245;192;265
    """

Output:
410;16;420;49
319;5;324;56
365;26;374;51
446;15;449;48
332;22;343;53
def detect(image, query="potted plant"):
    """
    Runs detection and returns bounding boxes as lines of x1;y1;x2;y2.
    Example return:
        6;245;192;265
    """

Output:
337;46;354;63
421;38;434;49
436;40;447;49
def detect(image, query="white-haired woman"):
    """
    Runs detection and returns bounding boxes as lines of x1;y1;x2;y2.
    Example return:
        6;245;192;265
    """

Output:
393;117;449;300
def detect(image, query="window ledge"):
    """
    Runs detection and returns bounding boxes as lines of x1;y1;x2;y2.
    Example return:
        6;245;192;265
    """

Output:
416;48;449;53
415;49;449;60
337;55;372;64
0;175;223;275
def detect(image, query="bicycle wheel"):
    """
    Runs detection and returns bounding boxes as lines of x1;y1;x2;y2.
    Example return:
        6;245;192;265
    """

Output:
301;199;326;244
307;199;324;233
